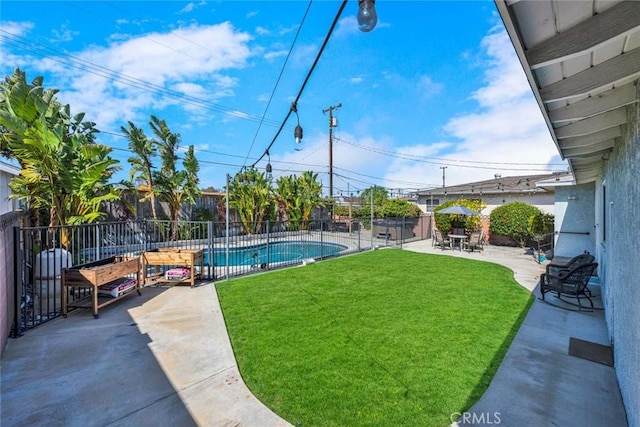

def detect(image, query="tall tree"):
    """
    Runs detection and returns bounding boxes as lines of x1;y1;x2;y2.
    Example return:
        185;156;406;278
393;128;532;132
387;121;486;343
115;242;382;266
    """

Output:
227;168;276;234
275;171;324;229
182;145;201;220
0;68;120;230
148;115;194;239
121;121;158;219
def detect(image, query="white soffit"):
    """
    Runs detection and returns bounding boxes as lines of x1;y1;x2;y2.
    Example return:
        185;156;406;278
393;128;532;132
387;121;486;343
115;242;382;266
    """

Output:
496;0;640;184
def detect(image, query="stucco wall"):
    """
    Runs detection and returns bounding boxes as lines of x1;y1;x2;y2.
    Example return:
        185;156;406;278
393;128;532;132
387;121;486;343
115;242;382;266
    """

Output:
600;97;640;427
553;184;595;257
0;211;21;356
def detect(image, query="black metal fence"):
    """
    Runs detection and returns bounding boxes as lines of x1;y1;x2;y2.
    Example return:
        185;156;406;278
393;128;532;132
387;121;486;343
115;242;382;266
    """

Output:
11;216;431;336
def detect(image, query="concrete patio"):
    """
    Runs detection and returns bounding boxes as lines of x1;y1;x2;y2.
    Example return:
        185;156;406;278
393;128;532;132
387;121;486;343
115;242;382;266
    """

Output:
0;241;628;426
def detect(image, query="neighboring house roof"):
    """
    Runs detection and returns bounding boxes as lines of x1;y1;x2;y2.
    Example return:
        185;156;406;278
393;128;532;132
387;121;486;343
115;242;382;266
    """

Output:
414;173;571;197
495;0;640;184
0;161;20;176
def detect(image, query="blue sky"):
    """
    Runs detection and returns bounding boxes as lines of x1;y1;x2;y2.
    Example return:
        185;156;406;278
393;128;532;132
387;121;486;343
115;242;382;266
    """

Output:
0;1;566;195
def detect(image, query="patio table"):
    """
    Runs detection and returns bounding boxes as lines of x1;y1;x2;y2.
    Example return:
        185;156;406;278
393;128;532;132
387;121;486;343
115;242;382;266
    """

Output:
448;234;468;251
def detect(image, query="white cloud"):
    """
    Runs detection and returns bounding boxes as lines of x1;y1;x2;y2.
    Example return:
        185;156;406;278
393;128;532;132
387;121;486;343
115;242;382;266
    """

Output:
246;10;259;19
20;22;253;131
50;23;79;43
255;26;270;36
264;49;288;61
382;24;564;189
1;21;34;37
350;76;364;84
417;75;443;98
179;1;206;14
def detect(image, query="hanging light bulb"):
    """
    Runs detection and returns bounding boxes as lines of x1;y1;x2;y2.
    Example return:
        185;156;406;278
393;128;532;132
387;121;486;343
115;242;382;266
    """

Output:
357;0;377;33
265;150;273;179
294;124;303;144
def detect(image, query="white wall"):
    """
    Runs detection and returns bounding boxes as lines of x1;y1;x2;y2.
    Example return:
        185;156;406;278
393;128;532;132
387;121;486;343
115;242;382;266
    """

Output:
0;169;17;215
553;184;596;257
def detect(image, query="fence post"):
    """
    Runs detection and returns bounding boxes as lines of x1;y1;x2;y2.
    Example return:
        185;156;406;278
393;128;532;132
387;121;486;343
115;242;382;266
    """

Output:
320;219;324;258
95;223;101;261
207;221;213;279
266;220;270;270
12;226;21;338
143;219;148;253
400;217;405;249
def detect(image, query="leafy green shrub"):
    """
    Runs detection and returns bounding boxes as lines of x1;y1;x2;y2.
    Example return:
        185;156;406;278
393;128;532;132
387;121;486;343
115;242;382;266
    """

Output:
490;202;541;247
382;199;421;218
434;199;484;234
527;211;554;237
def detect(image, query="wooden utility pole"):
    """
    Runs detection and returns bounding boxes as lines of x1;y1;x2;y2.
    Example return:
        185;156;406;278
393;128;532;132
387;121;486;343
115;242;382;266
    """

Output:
323;103;341;200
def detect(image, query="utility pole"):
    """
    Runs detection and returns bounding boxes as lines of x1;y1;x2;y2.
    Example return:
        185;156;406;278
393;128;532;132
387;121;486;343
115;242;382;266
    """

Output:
323;103;341;200
440;166;447;188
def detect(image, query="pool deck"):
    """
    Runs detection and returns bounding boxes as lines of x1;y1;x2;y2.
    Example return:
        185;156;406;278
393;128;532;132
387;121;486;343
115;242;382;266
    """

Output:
1;239;627;426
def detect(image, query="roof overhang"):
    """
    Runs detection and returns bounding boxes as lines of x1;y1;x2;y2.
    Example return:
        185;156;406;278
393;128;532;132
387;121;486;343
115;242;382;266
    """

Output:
0;161;21;176
495;0;640;184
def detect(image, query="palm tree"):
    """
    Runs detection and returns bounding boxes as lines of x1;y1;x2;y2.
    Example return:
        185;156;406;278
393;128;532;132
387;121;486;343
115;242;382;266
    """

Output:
298;171;323;223
1;69;120;232
121;121;158;219
149;116;188;240
274;171;324;230
227;168;276;235
182;145;201;220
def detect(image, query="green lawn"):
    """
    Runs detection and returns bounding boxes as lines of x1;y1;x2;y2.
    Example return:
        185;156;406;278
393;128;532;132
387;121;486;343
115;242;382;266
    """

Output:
216;249;533;427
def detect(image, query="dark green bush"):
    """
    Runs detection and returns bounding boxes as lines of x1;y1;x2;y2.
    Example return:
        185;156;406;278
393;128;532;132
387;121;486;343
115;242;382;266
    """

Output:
490;202;541;246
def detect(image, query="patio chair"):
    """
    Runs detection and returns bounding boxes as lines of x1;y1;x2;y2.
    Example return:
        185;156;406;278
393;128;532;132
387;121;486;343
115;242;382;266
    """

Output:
433;229;451;250
540;262;598;311
545;252;594;277
464;230;484;252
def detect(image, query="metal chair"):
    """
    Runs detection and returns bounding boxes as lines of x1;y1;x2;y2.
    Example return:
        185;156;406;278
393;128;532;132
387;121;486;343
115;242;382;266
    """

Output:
433;229;451;250
540;262;598;311
464;230;484;252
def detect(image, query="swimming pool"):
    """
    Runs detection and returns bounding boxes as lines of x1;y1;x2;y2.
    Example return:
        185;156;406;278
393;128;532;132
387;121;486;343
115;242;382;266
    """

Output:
205;241;348;267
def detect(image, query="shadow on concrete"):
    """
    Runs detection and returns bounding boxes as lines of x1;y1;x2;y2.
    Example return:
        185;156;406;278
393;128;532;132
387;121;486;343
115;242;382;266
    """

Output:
1;286;197;426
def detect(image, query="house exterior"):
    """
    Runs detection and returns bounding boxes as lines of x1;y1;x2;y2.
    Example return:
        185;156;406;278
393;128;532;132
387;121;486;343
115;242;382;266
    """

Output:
0;160;21;355
0;161;20;215
412;173;570;215
496;1;640;424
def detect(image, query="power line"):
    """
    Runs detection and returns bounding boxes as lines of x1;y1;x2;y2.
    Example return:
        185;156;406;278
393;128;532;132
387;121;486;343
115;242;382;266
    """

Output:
0;30;285;129
242;0;313;169
335;136;567;170
248;0;348;169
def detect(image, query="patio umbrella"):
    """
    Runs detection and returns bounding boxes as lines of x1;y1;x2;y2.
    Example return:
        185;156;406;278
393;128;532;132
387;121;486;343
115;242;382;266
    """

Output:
437;205;480;215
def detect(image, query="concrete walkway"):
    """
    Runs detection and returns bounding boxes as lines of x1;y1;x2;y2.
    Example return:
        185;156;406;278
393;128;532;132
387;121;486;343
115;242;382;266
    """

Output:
1;242;627;426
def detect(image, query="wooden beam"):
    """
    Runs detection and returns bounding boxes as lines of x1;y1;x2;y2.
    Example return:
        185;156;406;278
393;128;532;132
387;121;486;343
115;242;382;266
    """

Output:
540;47;640;103
558;127;621;149
548;83;638;123
563;142;614;158
527;2;640;68
554;109;626;139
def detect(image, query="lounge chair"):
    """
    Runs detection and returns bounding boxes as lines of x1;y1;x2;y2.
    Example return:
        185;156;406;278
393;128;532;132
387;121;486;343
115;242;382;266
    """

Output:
540;262;598;311
433;230;451;250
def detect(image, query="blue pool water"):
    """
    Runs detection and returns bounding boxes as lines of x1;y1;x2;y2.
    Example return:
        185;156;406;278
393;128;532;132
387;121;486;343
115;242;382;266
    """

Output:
205;241;348;267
